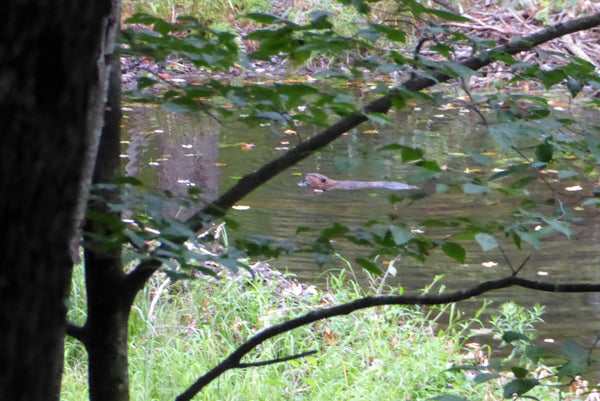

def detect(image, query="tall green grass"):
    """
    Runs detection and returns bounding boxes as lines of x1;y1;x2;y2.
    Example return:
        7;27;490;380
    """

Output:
123;0;270;26
62;262;559;400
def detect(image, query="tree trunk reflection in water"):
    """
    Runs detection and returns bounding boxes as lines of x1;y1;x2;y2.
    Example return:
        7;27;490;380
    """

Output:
123;109;220;221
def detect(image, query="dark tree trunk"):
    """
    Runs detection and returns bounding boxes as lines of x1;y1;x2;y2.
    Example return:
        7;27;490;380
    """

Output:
0;1;114;400
82;18;135;400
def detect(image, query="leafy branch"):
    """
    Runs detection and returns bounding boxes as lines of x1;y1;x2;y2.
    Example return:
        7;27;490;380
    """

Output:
125;10;600;297
194;11;600;225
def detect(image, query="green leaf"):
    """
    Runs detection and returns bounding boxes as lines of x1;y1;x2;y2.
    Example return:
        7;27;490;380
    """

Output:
161;102;191;113
489;164;530;181
137;77;157;90
368;22;406;42
111;176;144;186
502;331;532;344
535;141;553;163
518;231;541;249
296;226;311;234
557;359;589;378
510;176;536;189
475;233;498;251
430;43;453;58
542;217;571;238
557;170;578;180
463;183;491;194
401;146;424;162
389;226;413;246
416;160;441;172
442;242;465;263
164;270;194;282
256;111;291;121
525;345;551;363
511;366;528;378
503;378;539;398
378;144;423;162
537;68;566;89
426;8;471;22
244;13;296;26
586;133;600;162
123;230;148;250
489;121;544;150
489;50;517;65
125;12;161;25
356;258;383;275
474;373;501;384
562;340;587;360
582;198;600;206
430;396;468;401
439;60;476;79
320;223;349;240
366;112;392;125
566;77;584;97
467;151;492;167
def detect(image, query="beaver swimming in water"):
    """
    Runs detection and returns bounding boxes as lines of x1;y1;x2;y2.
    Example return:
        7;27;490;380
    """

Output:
299;173;418;194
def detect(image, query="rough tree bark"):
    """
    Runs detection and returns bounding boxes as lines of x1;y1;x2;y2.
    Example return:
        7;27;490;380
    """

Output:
0;1;116;400
81;10;135;399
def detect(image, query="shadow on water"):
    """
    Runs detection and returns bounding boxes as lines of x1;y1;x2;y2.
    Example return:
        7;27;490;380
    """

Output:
121;100;600;361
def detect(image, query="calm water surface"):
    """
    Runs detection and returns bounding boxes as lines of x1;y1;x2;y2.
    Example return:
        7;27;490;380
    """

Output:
122;98;600;364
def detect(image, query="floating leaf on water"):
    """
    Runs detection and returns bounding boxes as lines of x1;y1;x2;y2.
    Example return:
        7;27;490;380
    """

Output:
481;261;498;268
565;185;582;191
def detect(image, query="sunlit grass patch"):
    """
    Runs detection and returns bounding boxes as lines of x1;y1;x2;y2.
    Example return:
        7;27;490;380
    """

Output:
62;261;561;400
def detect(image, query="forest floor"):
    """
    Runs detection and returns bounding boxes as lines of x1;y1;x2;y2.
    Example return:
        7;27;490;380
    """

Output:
121;0;600;92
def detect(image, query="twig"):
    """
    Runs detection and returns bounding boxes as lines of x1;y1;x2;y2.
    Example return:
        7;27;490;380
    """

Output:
148;275;170;323
237;350;317;368
497;244;515;274
513;254;531;276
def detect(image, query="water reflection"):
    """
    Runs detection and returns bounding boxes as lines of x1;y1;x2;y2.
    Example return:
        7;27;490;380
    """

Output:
123;106;219;220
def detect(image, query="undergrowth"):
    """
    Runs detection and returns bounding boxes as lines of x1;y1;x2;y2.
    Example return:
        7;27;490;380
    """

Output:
62;261;562;400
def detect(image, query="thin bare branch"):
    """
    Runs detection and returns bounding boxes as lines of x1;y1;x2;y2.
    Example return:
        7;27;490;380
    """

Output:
237;350;318;368
497;244;515;274
514;255;531;275
176;275;600;401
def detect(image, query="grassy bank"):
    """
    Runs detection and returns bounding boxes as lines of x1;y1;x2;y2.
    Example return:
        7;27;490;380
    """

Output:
61;260;565;400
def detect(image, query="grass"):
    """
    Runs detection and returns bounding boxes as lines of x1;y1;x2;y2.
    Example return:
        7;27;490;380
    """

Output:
62;261;564;400
123;0;271;25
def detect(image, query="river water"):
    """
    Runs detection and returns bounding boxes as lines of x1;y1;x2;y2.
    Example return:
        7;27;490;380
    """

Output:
121;96;600;363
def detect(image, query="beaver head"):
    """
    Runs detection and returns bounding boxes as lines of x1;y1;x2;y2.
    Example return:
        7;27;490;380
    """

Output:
298;173;337;192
